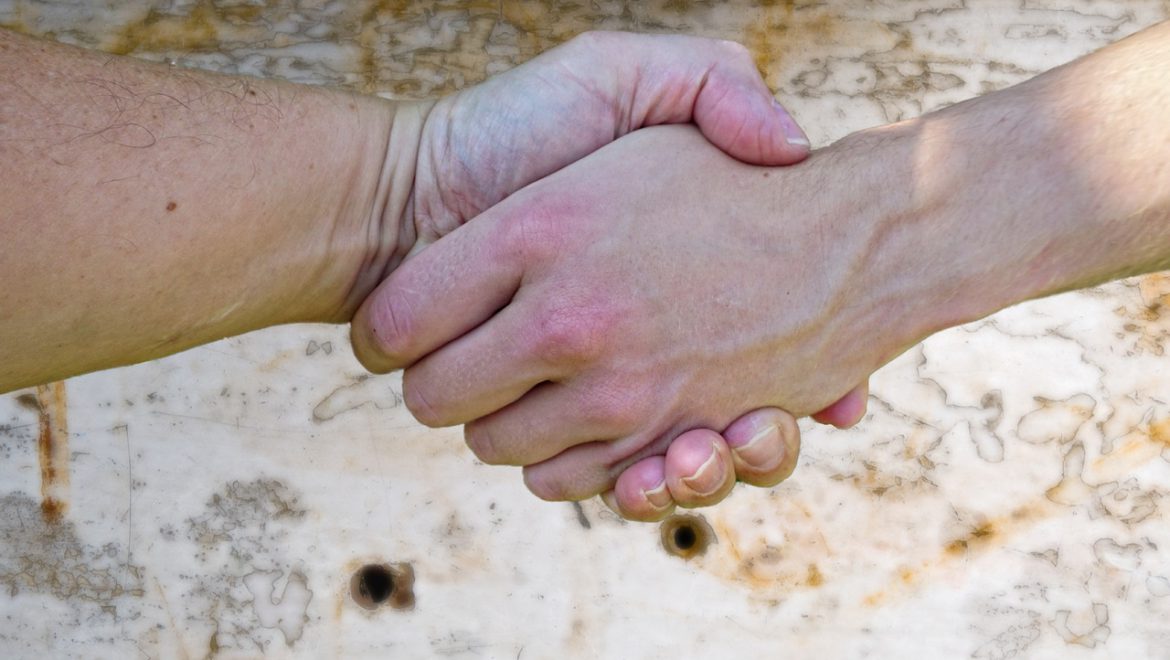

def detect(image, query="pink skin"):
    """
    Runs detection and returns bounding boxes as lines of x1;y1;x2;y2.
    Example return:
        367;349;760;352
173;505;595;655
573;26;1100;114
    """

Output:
352;125;888;509
360;32;861;517
605;387;867;521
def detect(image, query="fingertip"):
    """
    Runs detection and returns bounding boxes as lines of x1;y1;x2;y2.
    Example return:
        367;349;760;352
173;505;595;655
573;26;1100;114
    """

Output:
812;382;870;429
664;430;736;508
609;457;676;522
349;280;419;374
693;71;810;166
349;297;394;374
753;99;811;166
724;408;801;487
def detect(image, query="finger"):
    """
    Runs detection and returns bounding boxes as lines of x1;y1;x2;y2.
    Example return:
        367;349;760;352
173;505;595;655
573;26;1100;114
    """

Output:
522;430;668;502
349;206;520;374
588;32;811;165
401;289;579;427
462;381;633;466
692;60;811;165
663;430;737;509
722;408;801;488
811;381;870;428
602;456;676;522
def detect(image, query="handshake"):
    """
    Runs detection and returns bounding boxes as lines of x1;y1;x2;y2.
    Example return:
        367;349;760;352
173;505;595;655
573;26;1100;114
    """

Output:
344;32;881;521
13;22;1152;522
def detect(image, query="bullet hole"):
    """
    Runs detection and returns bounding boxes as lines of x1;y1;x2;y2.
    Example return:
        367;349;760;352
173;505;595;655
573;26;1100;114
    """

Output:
350;562;415;611
660;514;715;560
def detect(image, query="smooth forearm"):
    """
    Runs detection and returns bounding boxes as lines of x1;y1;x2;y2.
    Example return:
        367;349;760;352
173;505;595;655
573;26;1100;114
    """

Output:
834;20;1170;355
0;30;424;392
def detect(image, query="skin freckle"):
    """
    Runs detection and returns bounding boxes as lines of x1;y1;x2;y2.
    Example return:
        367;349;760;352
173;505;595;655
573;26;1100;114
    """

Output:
166;201;177;212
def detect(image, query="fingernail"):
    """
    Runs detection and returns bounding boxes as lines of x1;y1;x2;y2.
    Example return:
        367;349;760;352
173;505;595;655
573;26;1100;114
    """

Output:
681;441;726;497
641;479;672;510
774;99;810;147
733;423;784;470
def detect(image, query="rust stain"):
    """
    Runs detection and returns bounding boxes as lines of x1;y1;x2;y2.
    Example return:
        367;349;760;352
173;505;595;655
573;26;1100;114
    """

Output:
1089;420;1170;474
1138;272;1170;311
1116;271;1170;355
1147;418;1170;447
805;563;824;587
352;0;598;97
704;498;832;594
108;1;221;56
742;1;840;84
864;500;1057;607
28;381;70;523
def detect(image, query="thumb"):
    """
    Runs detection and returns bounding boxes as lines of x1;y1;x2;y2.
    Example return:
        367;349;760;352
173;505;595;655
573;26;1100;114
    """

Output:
607;33;812;165
693;62;811;166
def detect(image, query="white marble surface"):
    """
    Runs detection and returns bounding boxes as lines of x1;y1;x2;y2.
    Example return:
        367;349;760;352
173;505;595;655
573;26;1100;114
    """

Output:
3;1;1170;658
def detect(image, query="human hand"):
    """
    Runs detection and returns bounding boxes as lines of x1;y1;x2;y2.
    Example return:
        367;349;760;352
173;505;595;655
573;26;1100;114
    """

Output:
358;30;837;514
605;388;869;522
402;30;812;258
353;124;898;505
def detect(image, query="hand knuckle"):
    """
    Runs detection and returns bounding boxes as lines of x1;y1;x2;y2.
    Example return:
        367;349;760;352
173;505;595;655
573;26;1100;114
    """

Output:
532;306;605;365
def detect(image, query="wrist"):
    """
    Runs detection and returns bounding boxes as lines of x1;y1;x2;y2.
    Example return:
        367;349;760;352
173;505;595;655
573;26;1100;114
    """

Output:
322;96;434;323
826;87;1070;358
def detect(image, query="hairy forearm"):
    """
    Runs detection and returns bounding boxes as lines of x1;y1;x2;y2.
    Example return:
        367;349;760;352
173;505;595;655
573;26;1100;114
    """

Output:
831;20;1170;355
0;30;424;393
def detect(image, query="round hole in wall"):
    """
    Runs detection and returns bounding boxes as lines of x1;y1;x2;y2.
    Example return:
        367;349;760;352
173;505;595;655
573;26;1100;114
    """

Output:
349;562;416;611
659;514;715;560
673;524;698;551
355;565;394;606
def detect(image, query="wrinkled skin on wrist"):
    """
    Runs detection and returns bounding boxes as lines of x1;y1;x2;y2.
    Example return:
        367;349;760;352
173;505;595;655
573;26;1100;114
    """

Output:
355;125;895;504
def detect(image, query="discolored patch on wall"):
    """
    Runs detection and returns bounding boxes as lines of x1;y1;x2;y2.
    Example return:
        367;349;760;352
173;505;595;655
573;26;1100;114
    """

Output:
1114;272;1170;356
312;374;403;422
0;492;144;613
173;478;314;654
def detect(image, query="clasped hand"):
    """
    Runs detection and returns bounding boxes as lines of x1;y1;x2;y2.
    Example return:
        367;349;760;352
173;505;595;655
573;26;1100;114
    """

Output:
352;32;872;521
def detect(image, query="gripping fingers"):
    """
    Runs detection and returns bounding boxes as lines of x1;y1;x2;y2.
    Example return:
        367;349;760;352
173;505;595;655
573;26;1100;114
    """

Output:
349;205;523;375
602;456;676;522
811;381;870;429
721;408;802;488
662;430;737;509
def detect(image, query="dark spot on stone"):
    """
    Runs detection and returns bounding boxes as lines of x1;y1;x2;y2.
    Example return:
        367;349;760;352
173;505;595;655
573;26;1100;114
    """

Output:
660;514;715;559
350;562;414;611
570;501;590;529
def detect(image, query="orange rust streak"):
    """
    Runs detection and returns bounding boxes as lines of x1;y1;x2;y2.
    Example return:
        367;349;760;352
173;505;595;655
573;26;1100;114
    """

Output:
34;381;70;523
1148;418;1170;447
862;500;1053;607
864;411;1170;608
